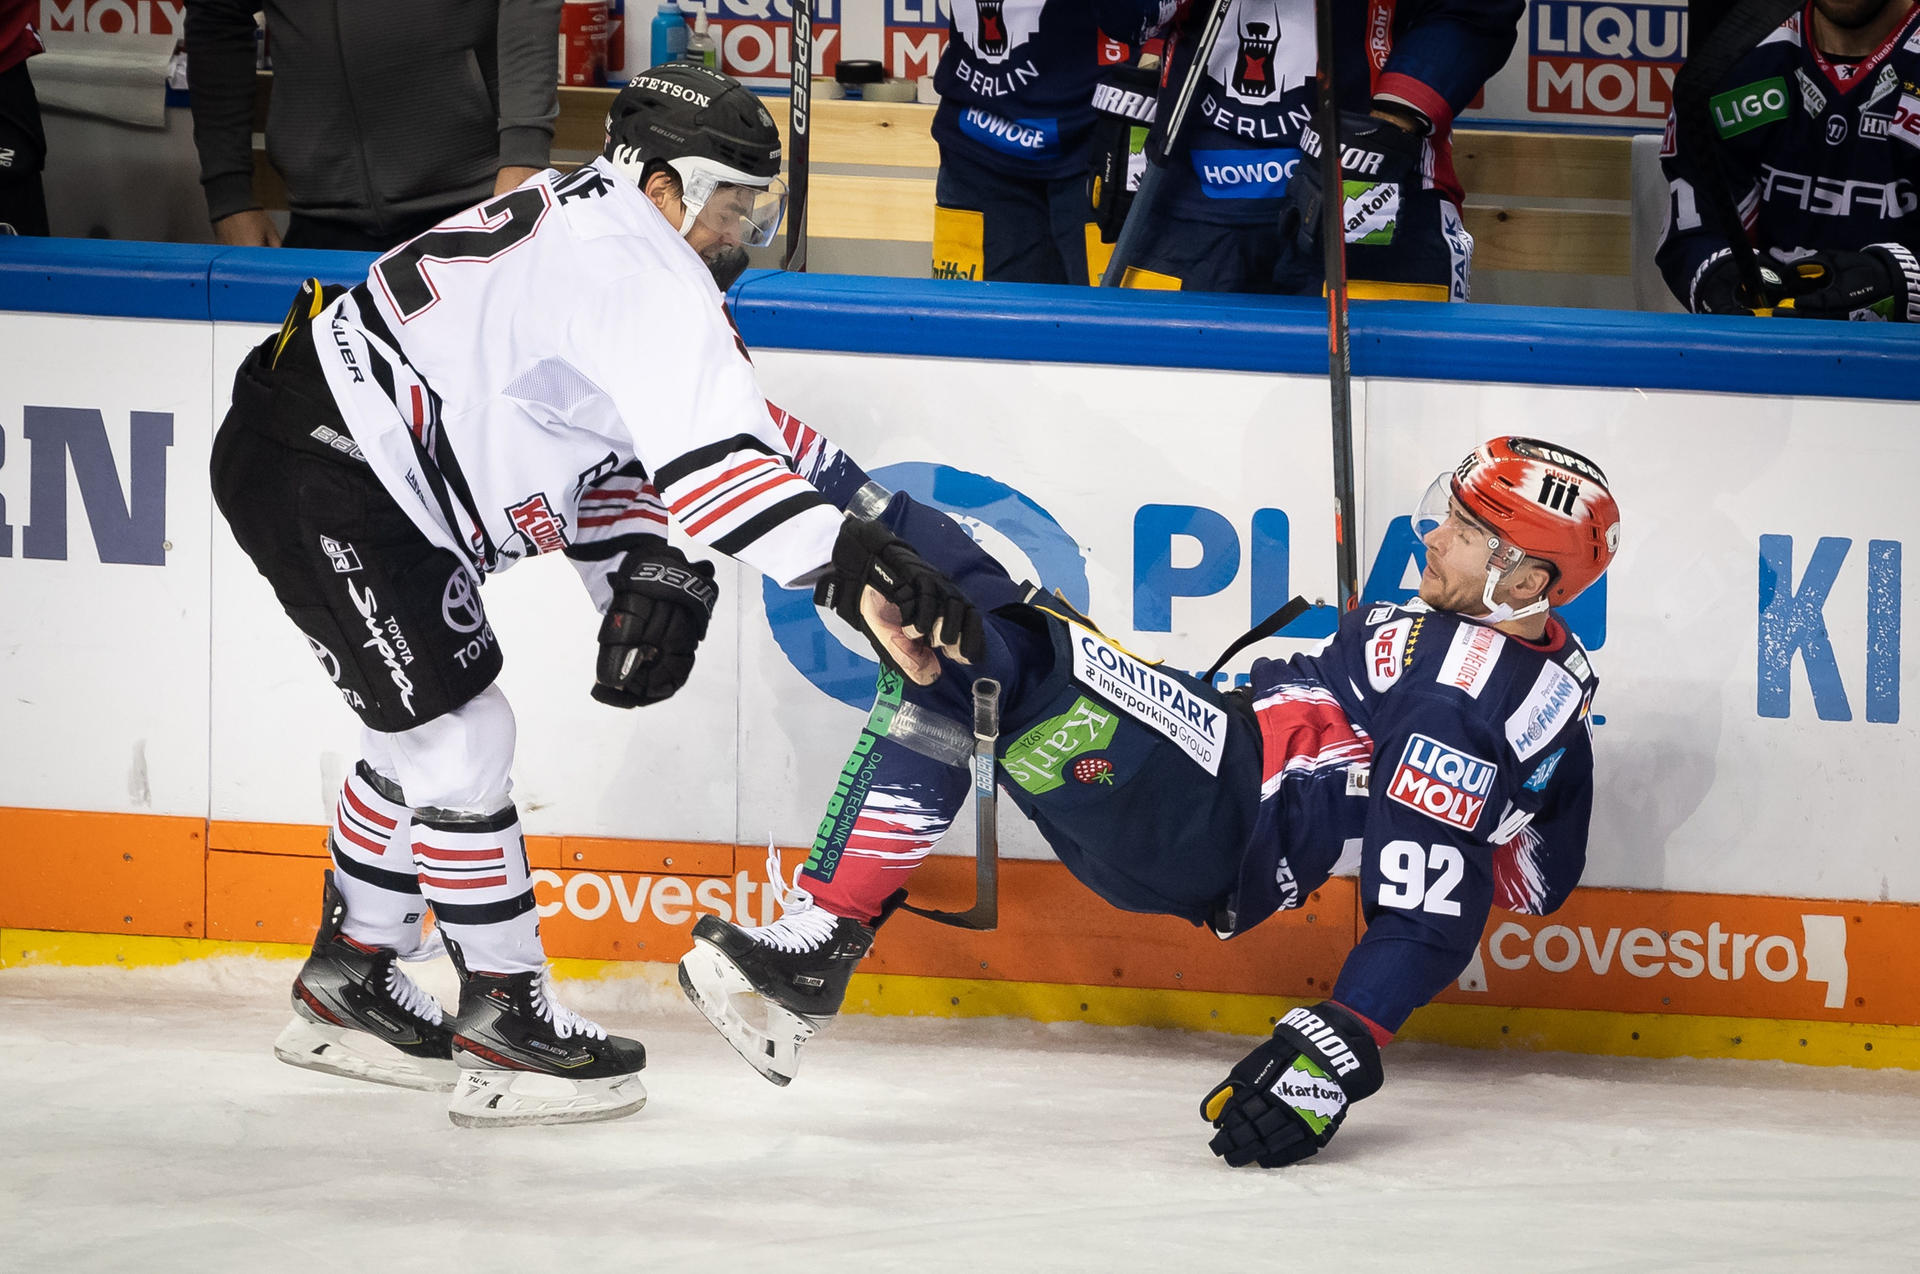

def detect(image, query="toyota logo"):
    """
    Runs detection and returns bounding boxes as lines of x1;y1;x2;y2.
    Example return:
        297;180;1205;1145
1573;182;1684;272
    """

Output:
442;568;485;634
306;635;342;683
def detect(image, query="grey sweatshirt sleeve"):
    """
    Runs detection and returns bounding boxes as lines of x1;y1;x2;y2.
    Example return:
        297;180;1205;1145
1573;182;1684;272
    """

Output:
496;0;561;169
184;0;265;221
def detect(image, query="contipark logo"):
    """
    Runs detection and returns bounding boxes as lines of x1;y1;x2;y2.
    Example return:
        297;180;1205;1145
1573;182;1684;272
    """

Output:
1458;912;1850;1010
1712;77;1790;139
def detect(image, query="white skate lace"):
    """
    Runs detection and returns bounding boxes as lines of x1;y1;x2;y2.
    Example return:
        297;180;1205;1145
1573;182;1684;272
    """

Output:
746;840;840;954
528;968;608;1041
383;964;446;1027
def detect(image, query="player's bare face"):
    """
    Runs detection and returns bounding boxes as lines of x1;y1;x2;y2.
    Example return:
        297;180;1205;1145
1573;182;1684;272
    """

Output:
1419;498;1499;614
1812;0;1906;31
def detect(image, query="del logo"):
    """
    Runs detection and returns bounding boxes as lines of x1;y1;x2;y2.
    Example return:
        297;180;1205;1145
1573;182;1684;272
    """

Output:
1387;734;1496;832
507;493;568;555
1893;93;1920;151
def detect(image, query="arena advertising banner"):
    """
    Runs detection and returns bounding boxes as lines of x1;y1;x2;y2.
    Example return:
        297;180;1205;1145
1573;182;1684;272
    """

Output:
0;313;211;819
1463;0;1688;132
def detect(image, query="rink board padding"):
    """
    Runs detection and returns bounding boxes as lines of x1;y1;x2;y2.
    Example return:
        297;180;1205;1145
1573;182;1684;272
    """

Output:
5;245;1920;1069
6;807;1920;1068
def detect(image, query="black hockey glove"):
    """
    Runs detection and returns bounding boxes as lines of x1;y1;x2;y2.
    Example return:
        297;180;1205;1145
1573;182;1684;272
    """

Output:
593;540;720;708
1089;63;1160;244
1277;109;1424;257
1201;1001;1383;1169
814;516;984;686
1777;245;1920;322
1689;250;1788;314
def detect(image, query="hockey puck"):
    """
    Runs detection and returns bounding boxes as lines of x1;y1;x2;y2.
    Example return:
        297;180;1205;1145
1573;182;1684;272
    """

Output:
835;59;885;85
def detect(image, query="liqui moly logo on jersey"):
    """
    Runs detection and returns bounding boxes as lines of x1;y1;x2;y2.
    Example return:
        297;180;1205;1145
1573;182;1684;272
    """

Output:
1387;734;1496;832
1529;1;1687;121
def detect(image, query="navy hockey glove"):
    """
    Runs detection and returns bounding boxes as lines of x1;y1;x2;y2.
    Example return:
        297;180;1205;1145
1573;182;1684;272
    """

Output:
1201;1001;1383;1168
1277;109;1424;256
1777;245;1920;322
593;540;719;708
814;516;984;686
1089;63;1159;244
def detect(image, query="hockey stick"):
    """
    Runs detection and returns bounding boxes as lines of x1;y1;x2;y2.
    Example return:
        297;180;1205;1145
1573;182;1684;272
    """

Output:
783;0;813;272
1098;0;1236;287
1313;0;1360;612
1670;0;1802;307
902;678;1002;931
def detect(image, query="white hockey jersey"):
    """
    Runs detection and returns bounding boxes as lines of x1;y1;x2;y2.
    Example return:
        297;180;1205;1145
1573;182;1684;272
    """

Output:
308;158;844;607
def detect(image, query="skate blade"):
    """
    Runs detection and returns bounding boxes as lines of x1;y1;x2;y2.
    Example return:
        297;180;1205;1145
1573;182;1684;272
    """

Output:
272;1016;458;1094
677;938;818;1087
447;1067;648;1129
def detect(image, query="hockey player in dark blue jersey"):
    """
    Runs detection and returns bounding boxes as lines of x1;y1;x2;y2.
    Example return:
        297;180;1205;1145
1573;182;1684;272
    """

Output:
930;0;1171;283
682;436;1621;1168
1108;0;1520;295
1657;0;1920;319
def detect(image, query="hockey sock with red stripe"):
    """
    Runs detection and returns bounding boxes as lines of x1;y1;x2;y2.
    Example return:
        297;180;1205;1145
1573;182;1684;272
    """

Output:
412;804;544;973
326;760;429;954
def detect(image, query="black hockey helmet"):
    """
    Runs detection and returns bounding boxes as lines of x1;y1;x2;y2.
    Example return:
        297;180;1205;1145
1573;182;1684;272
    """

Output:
604;64;787;249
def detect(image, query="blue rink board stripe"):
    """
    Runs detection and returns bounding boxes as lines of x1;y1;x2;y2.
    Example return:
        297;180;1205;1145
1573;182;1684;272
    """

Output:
0;240;1915;401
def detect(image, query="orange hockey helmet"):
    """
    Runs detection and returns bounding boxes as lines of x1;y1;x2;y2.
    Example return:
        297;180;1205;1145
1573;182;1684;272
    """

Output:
1413;437;1621;618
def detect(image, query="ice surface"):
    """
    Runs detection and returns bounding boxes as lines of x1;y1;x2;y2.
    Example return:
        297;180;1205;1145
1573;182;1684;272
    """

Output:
3;959;1918;1273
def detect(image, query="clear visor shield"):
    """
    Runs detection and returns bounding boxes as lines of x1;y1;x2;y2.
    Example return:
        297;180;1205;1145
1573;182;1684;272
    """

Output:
1413;473;1526;578
680;166;789;248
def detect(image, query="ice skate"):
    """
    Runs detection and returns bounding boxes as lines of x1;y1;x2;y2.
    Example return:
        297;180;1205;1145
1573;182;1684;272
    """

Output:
273;869;459;1093
445;946;647;1128
678;848;891;1086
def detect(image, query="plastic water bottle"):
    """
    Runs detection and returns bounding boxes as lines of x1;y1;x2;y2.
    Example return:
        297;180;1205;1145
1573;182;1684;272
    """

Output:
649;1;688;69
684;11;717;68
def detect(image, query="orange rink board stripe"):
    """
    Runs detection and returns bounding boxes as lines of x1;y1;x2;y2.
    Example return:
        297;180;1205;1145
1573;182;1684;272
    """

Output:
4;807;1919;1066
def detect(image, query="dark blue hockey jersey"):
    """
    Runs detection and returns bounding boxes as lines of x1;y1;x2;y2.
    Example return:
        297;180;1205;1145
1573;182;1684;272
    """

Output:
1656;4;1920;315
1230;600;1598;1033
1144;0;1521;225
932;0;1172;179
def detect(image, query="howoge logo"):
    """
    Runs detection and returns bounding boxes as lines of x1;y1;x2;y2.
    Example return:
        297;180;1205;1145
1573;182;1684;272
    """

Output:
1459;914;1850;1009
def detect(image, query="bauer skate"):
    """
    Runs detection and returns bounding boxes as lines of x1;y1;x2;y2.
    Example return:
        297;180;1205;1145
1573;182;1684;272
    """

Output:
273;868;459;1093
678;846;896;1086
445;943;647;1128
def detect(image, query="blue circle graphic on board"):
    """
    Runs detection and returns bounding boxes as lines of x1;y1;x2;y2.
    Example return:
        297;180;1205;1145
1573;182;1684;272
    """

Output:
762;461;1090;708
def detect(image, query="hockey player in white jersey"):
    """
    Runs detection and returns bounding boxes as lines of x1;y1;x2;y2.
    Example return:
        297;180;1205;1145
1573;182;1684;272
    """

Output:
210;63;984;1127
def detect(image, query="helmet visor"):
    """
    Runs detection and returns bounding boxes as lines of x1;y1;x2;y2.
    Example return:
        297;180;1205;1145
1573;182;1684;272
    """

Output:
677;160;789;248
1414;473;1526;576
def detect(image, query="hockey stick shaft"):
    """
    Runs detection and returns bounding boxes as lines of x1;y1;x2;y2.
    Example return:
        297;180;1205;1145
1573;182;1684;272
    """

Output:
901;678;1001;931
1099;0;1236;287
1315;0;1359;612
969;677;1001;929
783;0;812;272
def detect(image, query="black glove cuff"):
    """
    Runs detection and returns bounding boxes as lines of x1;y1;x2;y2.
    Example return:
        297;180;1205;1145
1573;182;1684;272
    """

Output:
1271;1001;1384;1103
1867;242;1920;322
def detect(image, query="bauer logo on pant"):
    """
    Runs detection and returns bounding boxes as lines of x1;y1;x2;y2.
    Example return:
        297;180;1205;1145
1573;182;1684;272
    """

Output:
1387;733;1496;832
